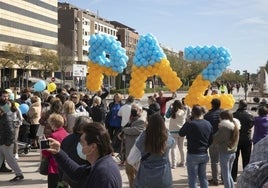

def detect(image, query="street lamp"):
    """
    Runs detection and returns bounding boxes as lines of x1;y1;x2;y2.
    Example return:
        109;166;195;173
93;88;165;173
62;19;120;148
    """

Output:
25;55;30;89
243;70;249;101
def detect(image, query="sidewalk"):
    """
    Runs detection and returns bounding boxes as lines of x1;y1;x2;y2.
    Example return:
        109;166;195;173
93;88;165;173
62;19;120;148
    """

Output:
0;149;242;188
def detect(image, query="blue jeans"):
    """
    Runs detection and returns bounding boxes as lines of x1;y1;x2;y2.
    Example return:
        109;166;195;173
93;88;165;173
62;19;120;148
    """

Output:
220;153;235;188
186;153;209;188
209;144;220;182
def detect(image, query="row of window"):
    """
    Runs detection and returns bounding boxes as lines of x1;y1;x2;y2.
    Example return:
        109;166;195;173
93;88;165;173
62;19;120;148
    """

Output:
94;24;116;36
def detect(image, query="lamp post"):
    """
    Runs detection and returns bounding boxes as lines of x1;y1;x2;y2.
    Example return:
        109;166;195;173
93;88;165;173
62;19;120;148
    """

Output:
243;70;249;101
25;55;30;89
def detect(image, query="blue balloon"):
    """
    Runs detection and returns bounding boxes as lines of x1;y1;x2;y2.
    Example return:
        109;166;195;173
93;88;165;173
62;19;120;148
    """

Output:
88;33;127;73
133;33;166;67
19;104;29;114
34;80;46;92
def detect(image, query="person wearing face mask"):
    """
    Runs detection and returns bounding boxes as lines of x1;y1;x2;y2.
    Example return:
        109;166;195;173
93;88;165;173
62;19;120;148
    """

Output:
47;122;122;188
60;116;92;188
119;103;146;188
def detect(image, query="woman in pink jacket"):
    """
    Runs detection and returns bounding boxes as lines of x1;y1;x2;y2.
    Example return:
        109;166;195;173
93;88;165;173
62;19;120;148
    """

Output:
42;113;69;188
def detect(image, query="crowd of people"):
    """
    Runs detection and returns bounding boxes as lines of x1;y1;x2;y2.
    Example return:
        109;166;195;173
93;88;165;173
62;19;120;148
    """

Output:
0;86;267;188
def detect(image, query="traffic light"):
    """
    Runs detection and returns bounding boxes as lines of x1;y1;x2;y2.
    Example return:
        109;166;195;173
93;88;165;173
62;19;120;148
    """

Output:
246;73;250;81
243;70;250;82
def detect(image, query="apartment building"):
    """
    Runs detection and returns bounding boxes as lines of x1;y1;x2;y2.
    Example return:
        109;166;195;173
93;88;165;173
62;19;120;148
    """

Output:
58;3;117;63
0;0;58;88
58;2;119;89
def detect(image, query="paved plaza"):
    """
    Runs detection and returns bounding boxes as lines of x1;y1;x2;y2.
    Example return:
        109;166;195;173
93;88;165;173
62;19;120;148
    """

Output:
0;149;242;188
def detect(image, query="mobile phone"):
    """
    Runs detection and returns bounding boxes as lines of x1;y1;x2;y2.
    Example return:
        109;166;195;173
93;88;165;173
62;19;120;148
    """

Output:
40;140;50;150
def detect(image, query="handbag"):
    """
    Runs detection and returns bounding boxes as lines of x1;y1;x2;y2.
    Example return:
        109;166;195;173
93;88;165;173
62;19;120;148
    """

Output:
127;145;142;170
39;157;49;175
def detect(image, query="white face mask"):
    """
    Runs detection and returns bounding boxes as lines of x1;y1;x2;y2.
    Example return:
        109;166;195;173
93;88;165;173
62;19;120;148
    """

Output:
76;142;87;160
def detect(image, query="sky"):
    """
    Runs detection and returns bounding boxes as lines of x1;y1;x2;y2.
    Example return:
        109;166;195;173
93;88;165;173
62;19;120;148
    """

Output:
61;0;268;74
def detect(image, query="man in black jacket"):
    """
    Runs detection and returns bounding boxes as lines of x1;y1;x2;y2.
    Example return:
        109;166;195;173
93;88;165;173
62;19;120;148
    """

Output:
0;89;12;173
232;99;255;181
0;104;24;182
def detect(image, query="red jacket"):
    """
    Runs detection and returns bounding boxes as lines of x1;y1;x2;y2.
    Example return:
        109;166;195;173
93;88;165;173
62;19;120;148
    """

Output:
42;127;69;174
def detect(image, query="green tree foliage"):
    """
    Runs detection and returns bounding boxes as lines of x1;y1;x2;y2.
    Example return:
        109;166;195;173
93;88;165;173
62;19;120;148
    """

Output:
164;48;208;86
217;69;244;84
38;49;59;79
0;44;16;68
0;44;33;69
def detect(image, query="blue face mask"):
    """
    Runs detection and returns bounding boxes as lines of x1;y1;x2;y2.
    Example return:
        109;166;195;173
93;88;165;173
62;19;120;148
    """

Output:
76;142;87;160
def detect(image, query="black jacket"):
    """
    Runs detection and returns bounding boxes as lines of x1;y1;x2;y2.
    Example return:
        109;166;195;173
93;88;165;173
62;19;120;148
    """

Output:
233;107;254;142
91;105;106;124
143;102;160;121
0;113;14;146
61;133;89;188
204;109;223;134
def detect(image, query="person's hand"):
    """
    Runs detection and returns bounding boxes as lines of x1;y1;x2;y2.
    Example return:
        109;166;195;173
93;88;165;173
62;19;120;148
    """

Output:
47;138;61;154
172;92;177;98
80;101;88;108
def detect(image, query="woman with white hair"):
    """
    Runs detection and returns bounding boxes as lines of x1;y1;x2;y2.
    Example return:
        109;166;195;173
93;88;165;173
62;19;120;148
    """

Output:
90;96;106;125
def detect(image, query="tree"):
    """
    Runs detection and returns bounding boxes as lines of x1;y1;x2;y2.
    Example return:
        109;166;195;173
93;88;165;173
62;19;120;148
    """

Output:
58;42;75;86
185;62;208;86
218;69;244;84
0;44;16;67
0;44;34;88
163;48;210;87
38;49;59;79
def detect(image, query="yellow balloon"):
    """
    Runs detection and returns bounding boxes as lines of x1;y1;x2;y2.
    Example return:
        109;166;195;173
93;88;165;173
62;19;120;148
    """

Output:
47;83;57;92
15;102;20;108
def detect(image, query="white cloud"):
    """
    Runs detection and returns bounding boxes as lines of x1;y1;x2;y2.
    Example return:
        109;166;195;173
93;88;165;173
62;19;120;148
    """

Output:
238;17;268;25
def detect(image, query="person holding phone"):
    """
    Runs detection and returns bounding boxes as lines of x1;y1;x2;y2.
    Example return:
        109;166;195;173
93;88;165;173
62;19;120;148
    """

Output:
41;113;69;188
47;122;122;188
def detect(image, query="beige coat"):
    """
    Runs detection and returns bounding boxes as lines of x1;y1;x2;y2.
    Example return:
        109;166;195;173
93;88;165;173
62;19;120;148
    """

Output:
213;119;241;153
28;101;42;125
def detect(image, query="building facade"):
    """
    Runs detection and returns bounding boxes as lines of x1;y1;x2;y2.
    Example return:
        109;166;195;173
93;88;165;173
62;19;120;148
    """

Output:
58;2;119;90
0;0;58;89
